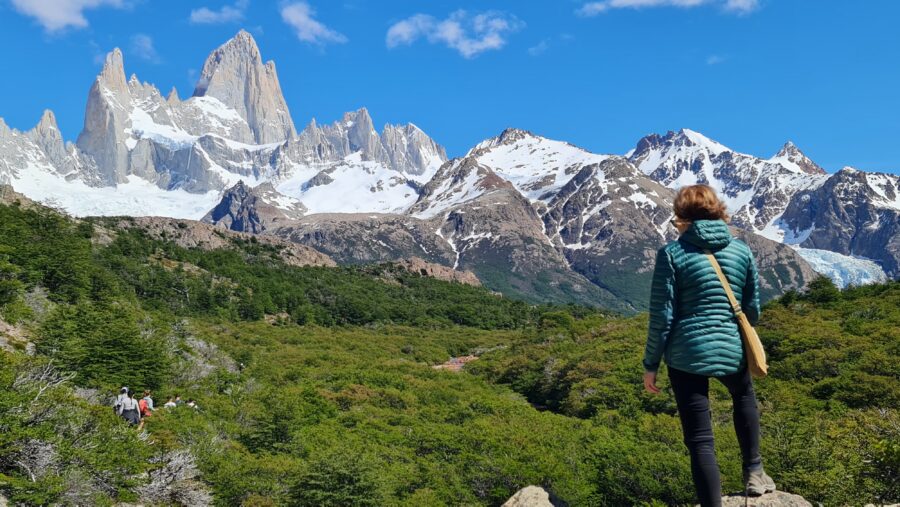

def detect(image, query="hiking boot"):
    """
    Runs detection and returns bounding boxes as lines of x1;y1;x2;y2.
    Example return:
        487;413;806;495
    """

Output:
743;467;776;496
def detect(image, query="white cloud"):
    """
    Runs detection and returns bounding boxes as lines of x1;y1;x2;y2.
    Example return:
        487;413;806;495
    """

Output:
130;33;160;63
526;33;574;57
706;54;726;65
528;39;549;57
280;2;347;45
723;0;759;13
577;0;759;16
189;0;248;24
10;0;128;32
387;10;524;59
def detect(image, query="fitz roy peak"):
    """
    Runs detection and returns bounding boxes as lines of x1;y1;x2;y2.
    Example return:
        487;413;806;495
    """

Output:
0;30;896;308
192;29;296;144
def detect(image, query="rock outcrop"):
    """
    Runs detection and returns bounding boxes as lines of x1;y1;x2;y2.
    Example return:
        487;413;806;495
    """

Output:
501;486;564;507
0;184;39;208
501;486;821;507
388;257;481;286
110;216;335;268
202;180;305;233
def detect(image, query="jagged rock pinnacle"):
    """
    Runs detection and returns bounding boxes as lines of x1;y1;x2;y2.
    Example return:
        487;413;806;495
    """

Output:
192;30;296;144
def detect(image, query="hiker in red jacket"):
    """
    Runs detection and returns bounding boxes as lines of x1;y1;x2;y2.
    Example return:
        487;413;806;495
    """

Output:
137;390;154;430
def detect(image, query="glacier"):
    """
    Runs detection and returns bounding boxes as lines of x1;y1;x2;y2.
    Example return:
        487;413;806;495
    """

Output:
792;247;888;288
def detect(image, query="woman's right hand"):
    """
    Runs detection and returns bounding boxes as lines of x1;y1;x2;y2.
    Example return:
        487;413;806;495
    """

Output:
643;370;661;394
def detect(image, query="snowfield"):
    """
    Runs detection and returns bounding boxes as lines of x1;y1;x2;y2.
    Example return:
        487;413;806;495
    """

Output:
10;167;221;219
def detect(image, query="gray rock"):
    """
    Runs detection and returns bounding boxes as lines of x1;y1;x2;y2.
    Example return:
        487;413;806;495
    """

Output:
202;180;305;233
502;486;565;507
388;257;481;286
713;491;813;507
273;212;456;267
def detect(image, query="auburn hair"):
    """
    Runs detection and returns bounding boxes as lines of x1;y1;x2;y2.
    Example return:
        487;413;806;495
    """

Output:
673;184;729;222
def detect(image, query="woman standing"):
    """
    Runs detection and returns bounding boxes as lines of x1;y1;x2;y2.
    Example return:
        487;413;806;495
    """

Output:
642;185;775;506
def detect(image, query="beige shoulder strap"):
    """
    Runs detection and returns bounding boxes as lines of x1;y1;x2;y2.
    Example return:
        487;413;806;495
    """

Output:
704;249;743;317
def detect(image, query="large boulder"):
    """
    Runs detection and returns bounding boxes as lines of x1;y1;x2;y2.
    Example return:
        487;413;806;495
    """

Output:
502;486;564;507
713;491;813;507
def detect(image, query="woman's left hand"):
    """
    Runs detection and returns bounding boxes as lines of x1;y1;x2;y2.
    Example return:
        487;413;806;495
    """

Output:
643;371;660;394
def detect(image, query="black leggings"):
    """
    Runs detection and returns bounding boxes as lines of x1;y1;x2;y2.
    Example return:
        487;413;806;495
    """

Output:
668;366;762;507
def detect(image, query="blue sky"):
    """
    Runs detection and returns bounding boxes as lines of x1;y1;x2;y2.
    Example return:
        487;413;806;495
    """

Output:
1;0;898;173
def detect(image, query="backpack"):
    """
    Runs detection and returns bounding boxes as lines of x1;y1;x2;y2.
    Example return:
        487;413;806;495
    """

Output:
139;398;150;417
114;394;125;415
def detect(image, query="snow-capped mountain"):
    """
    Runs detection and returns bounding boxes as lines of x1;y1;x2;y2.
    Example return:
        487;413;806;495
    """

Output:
628;129;900;278
273;108;445;215
628;129;829;234
0;30;446;219
405;128;815;306
0;30;895;308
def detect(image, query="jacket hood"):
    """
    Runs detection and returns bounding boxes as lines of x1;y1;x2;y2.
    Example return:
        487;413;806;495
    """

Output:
679;219;732;250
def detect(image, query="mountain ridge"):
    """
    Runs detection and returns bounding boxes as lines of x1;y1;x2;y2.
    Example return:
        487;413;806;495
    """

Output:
1;30;895;308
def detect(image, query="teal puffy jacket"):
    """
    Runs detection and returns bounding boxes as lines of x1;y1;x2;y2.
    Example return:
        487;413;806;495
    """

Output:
642;219;760;377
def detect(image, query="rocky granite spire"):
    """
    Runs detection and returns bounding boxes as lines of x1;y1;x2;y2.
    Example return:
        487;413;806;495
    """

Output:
26;110;68;168
317;107;385;160
76;48;132;184
192;30;296;144
381;123;447;177
166;87;180;105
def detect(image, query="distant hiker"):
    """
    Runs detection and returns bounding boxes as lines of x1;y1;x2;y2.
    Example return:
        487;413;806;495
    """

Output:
120;391;141;426
114;387;129;416
642;184;775;507
175;394;184;406
164;396;177;408
139;390;154;418
186;398;198;410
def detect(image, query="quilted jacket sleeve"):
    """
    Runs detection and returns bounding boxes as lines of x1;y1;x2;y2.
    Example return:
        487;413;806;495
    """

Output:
742;249;761;326
643;247;676;372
